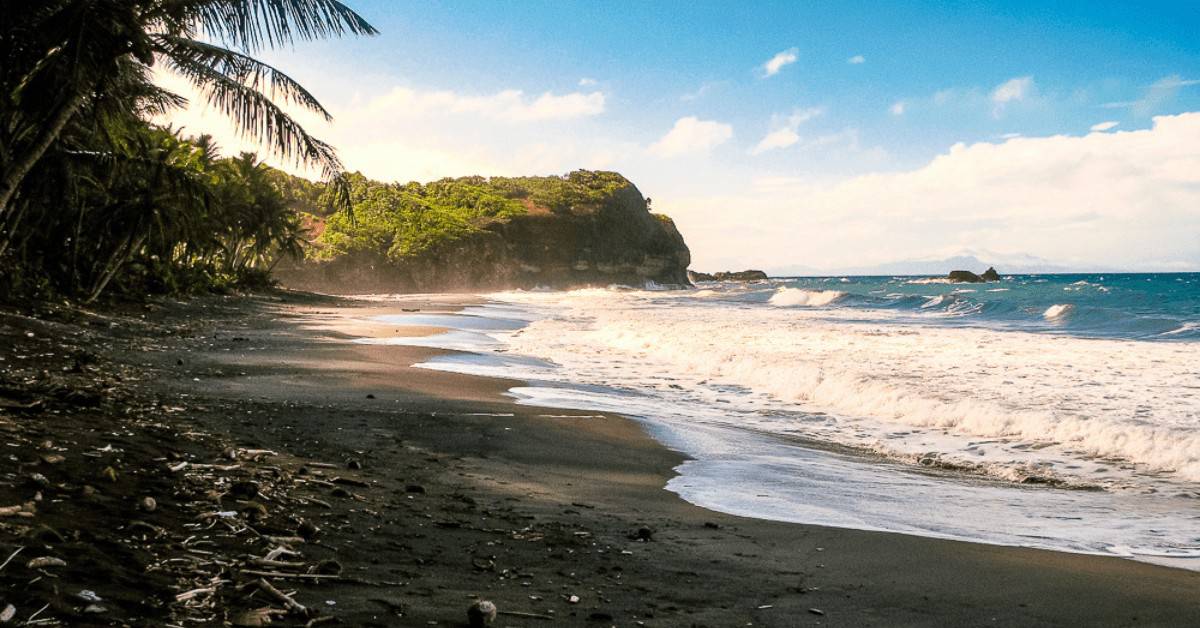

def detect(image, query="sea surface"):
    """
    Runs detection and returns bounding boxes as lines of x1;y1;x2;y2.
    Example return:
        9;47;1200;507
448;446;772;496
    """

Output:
358;274;1200;569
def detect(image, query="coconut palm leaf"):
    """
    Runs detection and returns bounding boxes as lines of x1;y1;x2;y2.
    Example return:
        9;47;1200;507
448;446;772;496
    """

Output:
151;34;331;120
162;48;341;178
166;0;378;52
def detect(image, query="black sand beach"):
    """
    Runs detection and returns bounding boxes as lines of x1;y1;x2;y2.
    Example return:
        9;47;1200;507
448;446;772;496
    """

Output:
1;291;1197;627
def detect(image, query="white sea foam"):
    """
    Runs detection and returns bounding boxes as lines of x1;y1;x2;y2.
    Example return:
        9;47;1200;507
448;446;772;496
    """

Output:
493;289;1200;484
1044;303;1073;319
768;287;845;307
366;289;1200;568
921;295;946;308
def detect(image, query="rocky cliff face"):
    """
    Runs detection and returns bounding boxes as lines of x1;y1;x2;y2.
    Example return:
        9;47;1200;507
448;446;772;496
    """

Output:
275;178;691;293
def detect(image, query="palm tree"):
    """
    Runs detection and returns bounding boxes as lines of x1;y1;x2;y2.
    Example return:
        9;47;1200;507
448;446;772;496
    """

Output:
0;0;377;220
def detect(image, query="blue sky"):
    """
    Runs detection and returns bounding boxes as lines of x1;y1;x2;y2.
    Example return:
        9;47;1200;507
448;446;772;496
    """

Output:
165;1;1200;271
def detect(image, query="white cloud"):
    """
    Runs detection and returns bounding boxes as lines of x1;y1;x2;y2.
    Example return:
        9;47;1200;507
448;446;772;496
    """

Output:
1102;75;1200;116
761;47;799;77
578;77;597;86
1090;121;1119;132
751;107;824;154
889;100;907;116
649;116;733;157
847;55;865;65
664;112;1200;271
991;76;1034;104
752;128;801;154
990;76;1034;116
154;70;617;181
681;81;723;102
363;86;606;121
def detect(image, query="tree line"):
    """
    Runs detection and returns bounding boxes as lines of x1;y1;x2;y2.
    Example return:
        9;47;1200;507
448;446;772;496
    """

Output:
0;0;376;303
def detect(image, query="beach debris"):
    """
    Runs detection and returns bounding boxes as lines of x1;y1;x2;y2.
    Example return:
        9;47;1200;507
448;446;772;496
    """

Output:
26;556;67;569
232;607;287;626
40;453;65;465
0;604;14;623
256;578;308;615
808;607;825;616
566;594;581;604
365;393;376;399
0;547;24;572
467;600;498;627
0;502;35;518
83;604;108;615
405;483;426;494
630;526;654;541
139;496;157;512
77;590;103;603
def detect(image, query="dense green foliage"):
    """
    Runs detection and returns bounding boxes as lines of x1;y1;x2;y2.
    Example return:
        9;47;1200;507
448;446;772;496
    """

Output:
0;1;375;303
316;170;634;262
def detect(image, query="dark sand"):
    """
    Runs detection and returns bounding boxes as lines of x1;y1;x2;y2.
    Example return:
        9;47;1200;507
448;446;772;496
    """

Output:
2;292;1197;627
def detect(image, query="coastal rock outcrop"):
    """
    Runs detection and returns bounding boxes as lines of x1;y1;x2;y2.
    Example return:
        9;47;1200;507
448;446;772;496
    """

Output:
948;267;1001;283
689;269;770;282
276;172;691;293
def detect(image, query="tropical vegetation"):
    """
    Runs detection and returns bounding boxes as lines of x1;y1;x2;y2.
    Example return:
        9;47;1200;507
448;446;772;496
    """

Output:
0;0;376;302
314;170;635;263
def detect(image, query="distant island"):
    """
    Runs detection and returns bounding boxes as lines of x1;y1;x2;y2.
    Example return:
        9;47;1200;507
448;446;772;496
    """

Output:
948;267;1002;283
276;170;692;293
688;269;769;282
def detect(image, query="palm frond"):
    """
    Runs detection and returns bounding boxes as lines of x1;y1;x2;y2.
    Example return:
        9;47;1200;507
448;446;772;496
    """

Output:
163;52;342;179
151;34;331;120
175;0;378;52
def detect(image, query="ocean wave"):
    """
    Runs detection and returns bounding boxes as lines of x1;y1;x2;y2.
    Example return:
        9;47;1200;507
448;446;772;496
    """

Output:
1044;303;1073;319
497;294;1200;485
768;288;846;307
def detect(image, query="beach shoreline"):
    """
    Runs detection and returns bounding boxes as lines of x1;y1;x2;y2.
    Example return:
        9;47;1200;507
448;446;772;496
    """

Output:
2;290;1197;626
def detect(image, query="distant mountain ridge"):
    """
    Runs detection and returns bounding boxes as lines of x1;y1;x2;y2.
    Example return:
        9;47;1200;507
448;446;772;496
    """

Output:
768;252;1115;277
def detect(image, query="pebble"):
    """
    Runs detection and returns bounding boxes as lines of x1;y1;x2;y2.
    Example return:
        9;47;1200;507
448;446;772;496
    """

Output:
0;604;14;622
467;600;497;627
27;556;67;569
139;496;157;512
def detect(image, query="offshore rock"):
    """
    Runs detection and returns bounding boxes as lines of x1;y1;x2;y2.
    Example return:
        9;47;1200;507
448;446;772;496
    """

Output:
689;269;769;282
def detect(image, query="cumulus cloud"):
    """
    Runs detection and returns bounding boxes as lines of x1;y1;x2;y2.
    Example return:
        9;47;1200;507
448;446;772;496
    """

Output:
664;112;1200;271
761;47;799;77
889;100;907;116
751;107;824;154
578;77;597;86
648;116;733;157
847;55;865;65
1090;121;1119;132
154;70;618;181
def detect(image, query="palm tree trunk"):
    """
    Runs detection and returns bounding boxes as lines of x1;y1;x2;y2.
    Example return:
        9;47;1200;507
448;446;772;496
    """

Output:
0;92;87;219
85;232;145;304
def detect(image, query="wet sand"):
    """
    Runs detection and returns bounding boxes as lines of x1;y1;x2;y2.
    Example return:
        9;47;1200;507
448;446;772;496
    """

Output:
2;291;1197;627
